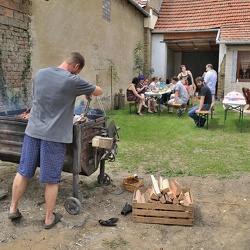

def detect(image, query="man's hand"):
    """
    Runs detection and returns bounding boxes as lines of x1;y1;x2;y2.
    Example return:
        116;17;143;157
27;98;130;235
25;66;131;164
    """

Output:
86;95;92;101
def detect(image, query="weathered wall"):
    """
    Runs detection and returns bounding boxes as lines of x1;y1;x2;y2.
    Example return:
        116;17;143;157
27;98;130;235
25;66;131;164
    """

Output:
30;0;146;109
224;45;250;96
0;0;32;111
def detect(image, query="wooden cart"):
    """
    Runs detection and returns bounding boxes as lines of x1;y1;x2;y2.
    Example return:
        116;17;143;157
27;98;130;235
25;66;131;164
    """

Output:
0;111;119;214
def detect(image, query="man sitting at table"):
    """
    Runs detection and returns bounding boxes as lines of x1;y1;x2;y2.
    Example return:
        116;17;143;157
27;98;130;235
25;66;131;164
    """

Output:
167;76;189;113
188;76;212;127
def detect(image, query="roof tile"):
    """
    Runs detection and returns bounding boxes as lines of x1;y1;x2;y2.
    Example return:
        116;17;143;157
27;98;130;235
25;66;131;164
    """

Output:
155;0;250;41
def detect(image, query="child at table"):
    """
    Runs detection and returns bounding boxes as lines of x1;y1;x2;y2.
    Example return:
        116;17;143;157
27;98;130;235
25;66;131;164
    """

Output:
181;77;190;109
148;76;159;92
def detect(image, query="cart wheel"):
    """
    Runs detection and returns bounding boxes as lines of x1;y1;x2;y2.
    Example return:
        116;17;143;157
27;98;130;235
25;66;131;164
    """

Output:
64;197;82;215
97;173;111;186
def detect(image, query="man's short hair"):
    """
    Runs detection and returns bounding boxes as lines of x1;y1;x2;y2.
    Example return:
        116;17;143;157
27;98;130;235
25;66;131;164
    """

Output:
195;76;204;83
171;76;179;82
65;52;85;70
206;64;213;69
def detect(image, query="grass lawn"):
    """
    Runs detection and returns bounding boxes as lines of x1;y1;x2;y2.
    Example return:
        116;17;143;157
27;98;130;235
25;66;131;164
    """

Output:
105;102;250;178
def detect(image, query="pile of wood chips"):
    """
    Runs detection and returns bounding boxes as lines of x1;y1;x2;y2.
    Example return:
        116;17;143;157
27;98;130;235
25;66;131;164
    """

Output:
134;175;193;207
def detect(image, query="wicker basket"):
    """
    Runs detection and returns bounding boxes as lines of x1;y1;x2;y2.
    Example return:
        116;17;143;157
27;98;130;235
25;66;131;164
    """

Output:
122;176;143;192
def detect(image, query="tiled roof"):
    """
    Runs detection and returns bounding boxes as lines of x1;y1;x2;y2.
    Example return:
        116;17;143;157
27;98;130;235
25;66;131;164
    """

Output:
154;0;250;42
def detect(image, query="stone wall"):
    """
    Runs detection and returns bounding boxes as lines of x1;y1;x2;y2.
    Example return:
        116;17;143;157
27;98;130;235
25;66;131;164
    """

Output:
0;0;32;111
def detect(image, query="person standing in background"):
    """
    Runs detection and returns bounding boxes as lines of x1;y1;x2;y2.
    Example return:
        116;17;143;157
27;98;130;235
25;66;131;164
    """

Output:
204;64;217;107
178;65;196;107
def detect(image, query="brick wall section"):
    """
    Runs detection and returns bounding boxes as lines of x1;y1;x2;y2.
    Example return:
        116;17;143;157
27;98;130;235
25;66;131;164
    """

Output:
0;0;32;111
144;27;152;78
217;56;226;99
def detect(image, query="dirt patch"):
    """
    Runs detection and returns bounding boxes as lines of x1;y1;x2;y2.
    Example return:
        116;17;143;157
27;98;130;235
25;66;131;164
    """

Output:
0;161;250;250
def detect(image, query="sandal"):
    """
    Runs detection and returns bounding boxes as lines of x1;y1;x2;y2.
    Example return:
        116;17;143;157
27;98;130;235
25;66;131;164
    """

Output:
44;212;62;229
98;217;118;227
8;209;22;220
137;112;143;116
148;110;153;113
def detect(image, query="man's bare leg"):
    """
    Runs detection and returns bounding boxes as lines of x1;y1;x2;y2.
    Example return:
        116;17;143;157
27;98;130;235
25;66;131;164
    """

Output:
45;183;58;225
9;173;28;213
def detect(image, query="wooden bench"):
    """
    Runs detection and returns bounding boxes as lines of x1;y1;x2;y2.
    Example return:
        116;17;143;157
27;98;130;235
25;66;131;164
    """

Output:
167;103;185;117
127;101;137;114
196;106;214;129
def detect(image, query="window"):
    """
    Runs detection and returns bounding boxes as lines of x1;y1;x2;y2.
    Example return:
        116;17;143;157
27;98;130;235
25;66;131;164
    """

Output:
102;0;110;22
237;51;250;82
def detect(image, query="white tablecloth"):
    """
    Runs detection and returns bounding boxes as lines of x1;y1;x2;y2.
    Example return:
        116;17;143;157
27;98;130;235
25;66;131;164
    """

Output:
145;89;171;97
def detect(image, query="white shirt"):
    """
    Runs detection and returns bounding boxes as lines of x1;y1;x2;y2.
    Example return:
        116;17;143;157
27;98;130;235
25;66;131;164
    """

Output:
204;69;217;95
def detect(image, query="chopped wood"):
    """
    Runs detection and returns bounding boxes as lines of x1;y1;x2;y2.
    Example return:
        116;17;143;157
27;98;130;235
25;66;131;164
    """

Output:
172;197;179;205
161;178;170;194
159;176;163;191
166;189;175;199
178;192;184;201
180;192;192;206
170;180;182;196
144;188;153;203
150;175;161;197
135;189;145;203
149;186;159;201
147;177;193;207
159;195;167;204
164;194;173;203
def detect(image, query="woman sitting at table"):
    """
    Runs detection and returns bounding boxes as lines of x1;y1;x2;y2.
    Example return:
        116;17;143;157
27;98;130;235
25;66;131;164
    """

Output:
148;76;159;92
136;75;148;108
127;77;145;116
145;78;157;113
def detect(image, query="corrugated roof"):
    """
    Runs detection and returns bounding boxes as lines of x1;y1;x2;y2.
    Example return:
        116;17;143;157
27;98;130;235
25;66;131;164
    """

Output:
154;0;250;42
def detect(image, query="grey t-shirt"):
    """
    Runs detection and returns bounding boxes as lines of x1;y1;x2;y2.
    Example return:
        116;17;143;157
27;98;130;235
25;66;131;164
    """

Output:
25;67;96;143
175;81;189;102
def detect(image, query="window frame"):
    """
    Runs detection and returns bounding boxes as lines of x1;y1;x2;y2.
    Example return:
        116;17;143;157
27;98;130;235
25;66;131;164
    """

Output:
236;51;250;82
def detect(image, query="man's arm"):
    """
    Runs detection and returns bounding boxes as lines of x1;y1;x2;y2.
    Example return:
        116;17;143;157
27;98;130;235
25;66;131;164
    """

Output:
173;90;179;103
92;86;103;96
196;96;205;112
86;86;103;100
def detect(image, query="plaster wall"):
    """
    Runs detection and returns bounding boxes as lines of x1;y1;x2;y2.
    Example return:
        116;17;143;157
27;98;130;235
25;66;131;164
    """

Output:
151;34;166;79
30;0;145;108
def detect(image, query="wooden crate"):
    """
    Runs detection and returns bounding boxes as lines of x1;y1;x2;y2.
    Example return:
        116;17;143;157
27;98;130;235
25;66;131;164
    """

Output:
132;189;194;226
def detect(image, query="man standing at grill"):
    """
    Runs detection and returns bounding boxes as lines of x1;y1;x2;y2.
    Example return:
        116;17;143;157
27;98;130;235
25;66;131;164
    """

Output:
8;52;103;229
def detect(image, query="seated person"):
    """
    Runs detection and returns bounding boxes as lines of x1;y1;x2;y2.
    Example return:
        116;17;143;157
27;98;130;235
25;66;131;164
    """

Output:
136;75;148;108
188;76;212;127
181;77;190;109
242;87;250;110
127;77;145;116
143;78;157;113
148;76;159;92
168;76;189;112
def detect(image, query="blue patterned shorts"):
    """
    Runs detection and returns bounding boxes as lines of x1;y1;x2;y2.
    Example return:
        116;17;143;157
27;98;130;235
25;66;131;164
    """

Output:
18;134;67;183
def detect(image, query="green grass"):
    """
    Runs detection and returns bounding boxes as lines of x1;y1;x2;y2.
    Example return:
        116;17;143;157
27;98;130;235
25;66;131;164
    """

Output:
105;102;250;178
